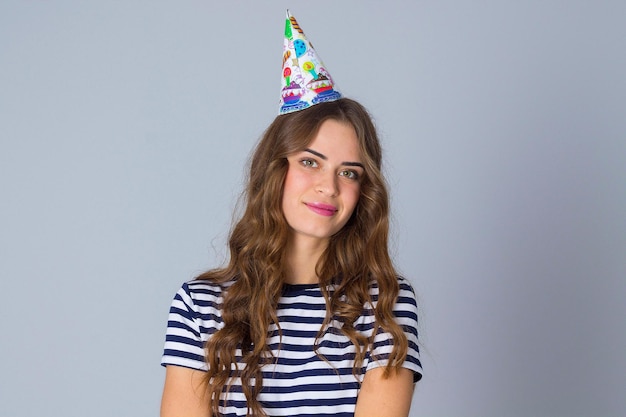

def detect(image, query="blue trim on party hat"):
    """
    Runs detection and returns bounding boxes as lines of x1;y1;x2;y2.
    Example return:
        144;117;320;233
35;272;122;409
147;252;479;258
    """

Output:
279;10;341;115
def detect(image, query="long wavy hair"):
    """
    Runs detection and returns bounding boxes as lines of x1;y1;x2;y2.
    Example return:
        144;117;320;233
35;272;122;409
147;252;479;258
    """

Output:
197;98;408;416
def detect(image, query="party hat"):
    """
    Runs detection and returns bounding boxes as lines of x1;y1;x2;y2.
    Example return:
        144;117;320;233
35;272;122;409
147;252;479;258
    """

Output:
279;10;341;115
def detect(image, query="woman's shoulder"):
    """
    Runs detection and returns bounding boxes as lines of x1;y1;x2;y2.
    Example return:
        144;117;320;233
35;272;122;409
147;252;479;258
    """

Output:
181;278;233;293
366;275;418;313
368;275;416;295
395;275;418;309
173;278;235;310
396;275;417;296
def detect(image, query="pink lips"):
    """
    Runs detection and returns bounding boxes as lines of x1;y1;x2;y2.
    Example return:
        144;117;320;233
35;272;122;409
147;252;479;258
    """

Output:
305;202;338;217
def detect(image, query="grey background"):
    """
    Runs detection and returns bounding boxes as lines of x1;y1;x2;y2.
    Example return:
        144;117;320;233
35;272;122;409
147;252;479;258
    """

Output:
1;1;625;416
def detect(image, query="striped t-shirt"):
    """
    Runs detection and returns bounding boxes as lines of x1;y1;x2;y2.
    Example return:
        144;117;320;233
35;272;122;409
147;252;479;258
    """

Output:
161;276;422;417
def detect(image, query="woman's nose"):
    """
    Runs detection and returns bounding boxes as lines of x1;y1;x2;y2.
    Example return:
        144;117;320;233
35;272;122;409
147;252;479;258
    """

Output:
315;171;338;197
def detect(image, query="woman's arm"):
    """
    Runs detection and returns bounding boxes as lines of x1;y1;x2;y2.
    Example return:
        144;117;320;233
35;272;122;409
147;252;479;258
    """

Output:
160;365;211;417
354;367;415;417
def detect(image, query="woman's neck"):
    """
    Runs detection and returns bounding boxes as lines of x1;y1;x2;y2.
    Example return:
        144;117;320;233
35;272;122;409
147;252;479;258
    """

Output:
283;235;328;284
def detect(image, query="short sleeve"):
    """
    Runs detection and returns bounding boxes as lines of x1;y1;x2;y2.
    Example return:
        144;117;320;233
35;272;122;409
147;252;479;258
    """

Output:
161;281;224;371
366;277;423;382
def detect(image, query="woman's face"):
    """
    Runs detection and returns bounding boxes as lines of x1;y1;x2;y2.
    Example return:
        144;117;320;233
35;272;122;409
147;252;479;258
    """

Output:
282;119;364;246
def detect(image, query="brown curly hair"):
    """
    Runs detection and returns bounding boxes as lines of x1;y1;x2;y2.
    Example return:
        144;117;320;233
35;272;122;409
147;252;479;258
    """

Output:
196;98;408;416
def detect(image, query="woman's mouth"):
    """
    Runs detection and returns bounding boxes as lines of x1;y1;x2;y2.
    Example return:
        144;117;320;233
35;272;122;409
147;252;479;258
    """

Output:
305;202;338;217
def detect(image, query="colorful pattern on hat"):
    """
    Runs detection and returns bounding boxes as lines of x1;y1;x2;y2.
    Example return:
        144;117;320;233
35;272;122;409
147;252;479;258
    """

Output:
279;10;341;115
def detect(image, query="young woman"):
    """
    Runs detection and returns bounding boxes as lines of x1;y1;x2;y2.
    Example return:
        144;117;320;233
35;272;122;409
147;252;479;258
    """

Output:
160;98;422;417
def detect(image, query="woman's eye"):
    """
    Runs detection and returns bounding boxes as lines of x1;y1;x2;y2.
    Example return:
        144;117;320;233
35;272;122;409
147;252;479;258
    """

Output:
339;169;359;180
300;158;318;168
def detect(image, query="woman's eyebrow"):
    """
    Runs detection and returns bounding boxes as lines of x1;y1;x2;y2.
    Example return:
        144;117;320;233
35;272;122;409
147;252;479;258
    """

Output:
304;148;327;160
304;148;364;169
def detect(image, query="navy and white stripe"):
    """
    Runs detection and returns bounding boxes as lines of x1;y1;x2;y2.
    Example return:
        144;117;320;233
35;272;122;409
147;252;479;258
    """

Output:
162;277;422;417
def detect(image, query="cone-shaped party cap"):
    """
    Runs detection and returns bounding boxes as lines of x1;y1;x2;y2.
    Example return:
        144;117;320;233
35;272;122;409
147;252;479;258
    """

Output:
279;10;341;115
